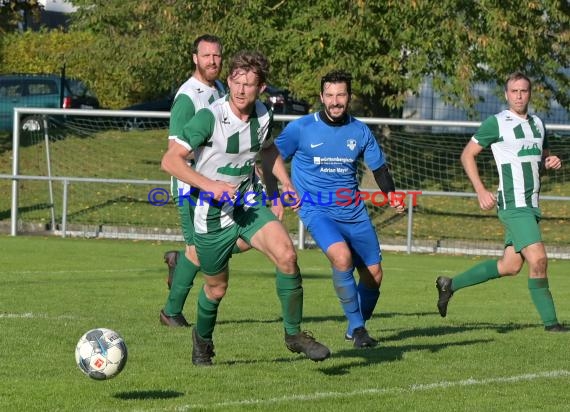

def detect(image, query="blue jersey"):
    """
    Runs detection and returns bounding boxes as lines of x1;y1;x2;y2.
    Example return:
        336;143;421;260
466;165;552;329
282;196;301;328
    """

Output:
275;112;386;221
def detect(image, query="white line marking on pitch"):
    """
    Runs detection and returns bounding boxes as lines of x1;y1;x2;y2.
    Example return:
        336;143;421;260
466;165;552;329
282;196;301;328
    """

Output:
0;312;76;320
1;268;154;275
181;370;570;410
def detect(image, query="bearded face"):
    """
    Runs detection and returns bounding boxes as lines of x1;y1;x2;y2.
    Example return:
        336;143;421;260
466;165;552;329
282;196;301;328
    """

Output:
193;41;223;85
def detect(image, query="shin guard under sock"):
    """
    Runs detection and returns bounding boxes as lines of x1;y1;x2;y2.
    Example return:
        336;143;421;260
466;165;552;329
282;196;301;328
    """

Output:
332;267;363;337
276;271;303;336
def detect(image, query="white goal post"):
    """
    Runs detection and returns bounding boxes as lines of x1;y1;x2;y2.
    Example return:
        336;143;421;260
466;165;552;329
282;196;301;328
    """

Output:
2;107;570;258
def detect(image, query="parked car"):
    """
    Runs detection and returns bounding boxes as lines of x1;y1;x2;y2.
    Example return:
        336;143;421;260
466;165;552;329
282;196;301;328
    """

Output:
121;94;174;131
0;73;100;132
263;84;311;115
119;82;310;131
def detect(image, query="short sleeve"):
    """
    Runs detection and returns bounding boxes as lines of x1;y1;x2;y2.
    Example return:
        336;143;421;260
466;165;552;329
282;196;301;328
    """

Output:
275;120;300;160
169;94;196;138
182;108;215;150
473;116;500;148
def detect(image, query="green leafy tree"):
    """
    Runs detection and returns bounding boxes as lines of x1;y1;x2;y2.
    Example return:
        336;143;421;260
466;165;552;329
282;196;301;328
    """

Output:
12;0;568;113
259;0;570;117
0;0;42;33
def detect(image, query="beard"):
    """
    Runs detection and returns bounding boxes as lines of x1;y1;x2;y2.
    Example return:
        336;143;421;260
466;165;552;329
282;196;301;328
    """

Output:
197;64;221;83
325;105;347;121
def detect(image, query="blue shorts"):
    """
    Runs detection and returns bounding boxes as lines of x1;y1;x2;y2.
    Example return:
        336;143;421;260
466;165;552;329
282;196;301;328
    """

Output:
303;211;381;267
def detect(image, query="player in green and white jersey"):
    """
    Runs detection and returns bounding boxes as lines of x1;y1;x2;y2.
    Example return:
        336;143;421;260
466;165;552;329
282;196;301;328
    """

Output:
435;72;567;332
160;36;280;329
160;34;235;328
161;50;331;365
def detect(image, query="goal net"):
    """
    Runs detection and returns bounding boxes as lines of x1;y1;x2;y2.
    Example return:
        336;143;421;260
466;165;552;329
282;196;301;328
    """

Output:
1;109;569;257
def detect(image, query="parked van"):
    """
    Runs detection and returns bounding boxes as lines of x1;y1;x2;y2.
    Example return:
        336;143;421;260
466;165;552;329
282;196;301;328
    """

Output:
0;73;100;132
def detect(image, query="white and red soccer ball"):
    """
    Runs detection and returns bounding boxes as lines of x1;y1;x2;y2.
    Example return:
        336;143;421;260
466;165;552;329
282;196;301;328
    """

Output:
75;328;127;380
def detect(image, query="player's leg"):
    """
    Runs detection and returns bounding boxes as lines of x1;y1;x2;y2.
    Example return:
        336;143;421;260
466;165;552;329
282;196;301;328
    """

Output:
241;206;330;361
163;200;250;328
434;211;526;318
347;218;383;321
347;219;381;347
436;260;503;318
356;264;382;321
521;242;562;329
232;237;252;254
191;227;236;365
161;199;201;327
326;242;365;338
305;213;362;335
511;209;567;332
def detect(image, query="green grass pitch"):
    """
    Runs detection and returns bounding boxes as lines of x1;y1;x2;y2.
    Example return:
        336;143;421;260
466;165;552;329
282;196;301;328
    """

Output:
1;235;569;411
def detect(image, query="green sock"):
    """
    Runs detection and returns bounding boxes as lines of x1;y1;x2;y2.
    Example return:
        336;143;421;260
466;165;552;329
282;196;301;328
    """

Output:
196;286;220;340
276;270;303;336
163;252;200;316
528;278;558;327
451;260;500;291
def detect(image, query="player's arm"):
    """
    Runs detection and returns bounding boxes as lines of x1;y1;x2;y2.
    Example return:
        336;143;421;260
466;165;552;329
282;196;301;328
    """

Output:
542;149;562;170
373;164;395;194
260;143;299;209
259;143;280;200
161;142;234;201
460;140;496;210
168;94;196;149
372;164;404;213
161;111;236;200
162;142;200;184
364;126;404;213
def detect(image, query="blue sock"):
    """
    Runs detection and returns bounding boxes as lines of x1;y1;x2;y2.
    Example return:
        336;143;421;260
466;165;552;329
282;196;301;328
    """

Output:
332;267;364;337
358;282;380;321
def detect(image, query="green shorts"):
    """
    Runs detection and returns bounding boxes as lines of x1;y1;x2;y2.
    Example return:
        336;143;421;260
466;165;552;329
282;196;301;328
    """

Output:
498;207;542;253
194;203;279;275
175;195;195;246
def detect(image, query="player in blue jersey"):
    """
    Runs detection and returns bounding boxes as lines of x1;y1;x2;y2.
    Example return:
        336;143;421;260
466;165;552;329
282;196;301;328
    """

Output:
275;70;404;348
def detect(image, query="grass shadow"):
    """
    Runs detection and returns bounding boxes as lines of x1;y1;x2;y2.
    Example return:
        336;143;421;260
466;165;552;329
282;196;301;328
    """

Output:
113;390;184;400
319;338;492;376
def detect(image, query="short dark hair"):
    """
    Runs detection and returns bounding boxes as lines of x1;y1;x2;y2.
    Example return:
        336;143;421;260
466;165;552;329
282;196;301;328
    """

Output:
228;50;269;85
321;70;352;95
192;34;223;55
505;71;532;91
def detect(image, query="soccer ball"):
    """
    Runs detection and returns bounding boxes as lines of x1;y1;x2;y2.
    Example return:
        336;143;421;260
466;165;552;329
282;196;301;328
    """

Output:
75;328;128;380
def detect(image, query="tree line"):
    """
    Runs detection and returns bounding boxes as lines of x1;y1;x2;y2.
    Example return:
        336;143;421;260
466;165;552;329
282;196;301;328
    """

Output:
1;0;569;115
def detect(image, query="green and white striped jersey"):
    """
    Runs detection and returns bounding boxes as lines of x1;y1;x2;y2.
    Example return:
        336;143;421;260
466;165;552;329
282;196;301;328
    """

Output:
168;77;225;139
472;109;548;210
177;96;273;233
168;77;225;199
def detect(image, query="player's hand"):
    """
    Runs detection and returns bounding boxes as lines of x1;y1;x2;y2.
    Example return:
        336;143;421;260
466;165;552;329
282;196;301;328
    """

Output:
270;202;285;220
280;182;301;211
391;199;406;214
477;190;496;211
545;156;562;170
210;181;238;201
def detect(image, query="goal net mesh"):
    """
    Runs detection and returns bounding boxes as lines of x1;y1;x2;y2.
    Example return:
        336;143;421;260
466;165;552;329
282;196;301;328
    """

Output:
2;113;569;256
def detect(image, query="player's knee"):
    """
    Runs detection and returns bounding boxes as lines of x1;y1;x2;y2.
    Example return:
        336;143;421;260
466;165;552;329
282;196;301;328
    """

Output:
330;253;352;271
501;262;523;276
274;246;298;272
204;282;228;301
370;270;383;286
528;256;548;276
